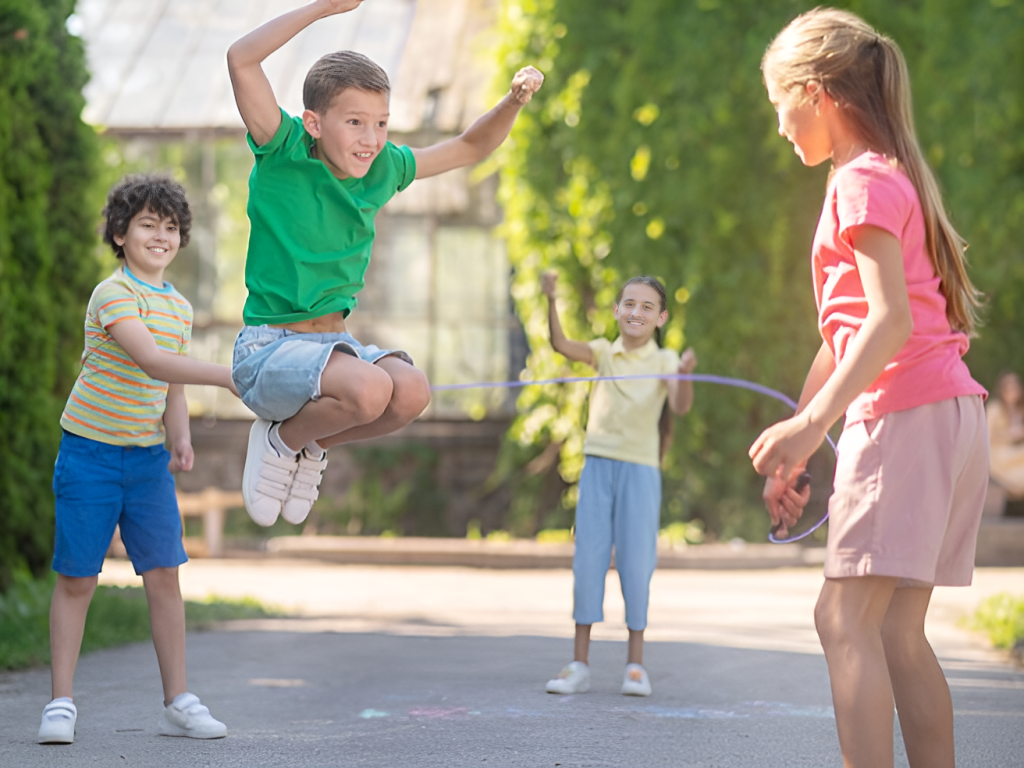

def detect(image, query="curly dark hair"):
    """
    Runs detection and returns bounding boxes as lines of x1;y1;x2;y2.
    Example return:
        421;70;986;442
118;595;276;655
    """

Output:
102;174;192;259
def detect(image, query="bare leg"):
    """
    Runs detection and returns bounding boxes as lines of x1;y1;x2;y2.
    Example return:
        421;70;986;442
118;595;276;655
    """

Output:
881;586;955;768
318;357;431;448
815;576;899;768
627;629;644;665
142;567;187;705
276;352;395;450
50;574;98;700
574;623;592;665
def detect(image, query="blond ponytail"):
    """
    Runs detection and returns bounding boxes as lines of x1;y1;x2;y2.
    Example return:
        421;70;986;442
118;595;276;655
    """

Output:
763;8;982;334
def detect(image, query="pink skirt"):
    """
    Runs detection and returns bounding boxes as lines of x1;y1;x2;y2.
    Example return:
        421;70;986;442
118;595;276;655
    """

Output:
825;395;988;587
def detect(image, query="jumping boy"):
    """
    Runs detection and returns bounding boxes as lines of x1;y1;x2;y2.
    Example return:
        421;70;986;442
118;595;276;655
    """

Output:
226;0;544;526
38;175;237;744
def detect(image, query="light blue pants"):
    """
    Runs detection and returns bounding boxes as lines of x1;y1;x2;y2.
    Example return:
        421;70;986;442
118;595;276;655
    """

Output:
573;455;661;631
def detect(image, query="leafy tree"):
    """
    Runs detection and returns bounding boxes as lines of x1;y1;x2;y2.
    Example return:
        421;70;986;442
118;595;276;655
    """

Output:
0;0;98;589
492;0;1024;539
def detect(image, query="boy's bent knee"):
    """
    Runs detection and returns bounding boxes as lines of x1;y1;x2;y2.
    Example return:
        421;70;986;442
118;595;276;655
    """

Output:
391;367;431;422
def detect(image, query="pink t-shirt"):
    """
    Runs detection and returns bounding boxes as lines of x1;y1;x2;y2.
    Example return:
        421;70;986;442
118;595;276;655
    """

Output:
812;151;985;424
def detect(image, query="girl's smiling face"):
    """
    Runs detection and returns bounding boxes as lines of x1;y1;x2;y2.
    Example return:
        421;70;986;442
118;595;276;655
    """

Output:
114;207;180;283
614;283;667;344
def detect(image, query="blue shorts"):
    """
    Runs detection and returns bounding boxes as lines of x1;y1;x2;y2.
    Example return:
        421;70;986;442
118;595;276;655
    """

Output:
232;325;412;422
52;431;187;577
573;455;661;631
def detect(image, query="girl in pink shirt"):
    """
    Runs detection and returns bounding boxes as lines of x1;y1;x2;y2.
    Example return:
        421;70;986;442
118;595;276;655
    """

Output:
751;8;987;768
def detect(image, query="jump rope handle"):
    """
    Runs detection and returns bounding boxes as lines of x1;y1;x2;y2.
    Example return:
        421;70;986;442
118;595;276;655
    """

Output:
770;471;812;537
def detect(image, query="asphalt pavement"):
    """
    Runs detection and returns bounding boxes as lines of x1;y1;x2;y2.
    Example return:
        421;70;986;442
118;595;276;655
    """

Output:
1;560;1022;767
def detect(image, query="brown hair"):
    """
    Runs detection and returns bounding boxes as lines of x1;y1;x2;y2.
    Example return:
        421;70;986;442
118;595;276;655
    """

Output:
102;174;192;259
303;51;390;114
762;7;982;334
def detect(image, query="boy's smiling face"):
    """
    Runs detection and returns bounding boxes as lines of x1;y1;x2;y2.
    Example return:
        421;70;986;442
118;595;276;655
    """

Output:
114;207;180;283
303;87;390;180
614;283;667;345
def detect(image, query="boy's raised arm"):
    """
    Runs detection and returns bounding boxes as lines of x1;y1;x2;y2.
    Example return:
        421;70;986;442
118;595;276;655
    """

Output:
412;66;544;179
227;0;365;146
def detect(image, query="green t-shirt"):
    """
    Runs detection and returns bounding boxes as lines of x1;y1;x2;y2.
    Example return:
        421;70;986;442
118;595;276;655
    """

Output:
243;109;417;325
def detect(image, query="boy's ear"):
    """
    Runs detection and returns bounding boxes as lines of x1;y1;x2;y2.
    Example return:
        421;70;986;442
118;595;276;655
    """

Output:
302;109;323;139
657;310;668;327
113;232;126;247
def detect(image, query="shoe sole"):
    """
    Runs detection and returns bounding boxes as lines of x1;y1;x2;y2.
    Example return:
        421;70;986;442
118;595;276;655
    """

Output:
242;419;280;526
158;721;227;739
38;733;74;744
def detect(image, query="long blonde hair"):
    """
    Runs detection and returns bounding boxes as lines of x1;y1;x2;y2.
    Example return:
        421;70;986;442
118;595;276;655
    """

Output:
762;7;982;335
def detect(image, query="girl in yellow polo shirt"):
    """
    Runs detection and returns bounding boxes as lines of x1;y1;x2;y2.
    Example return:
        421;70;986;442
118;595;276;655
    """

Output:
541;273;697;697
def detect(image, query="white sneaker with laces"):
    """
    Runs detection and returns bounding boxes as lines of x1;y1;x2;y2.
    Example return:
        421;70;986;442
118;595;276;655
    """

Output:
621;663;652;696
38;697;76;744
281;447;328;525
158;692;227;739
545;661;590;694
242;419;298;526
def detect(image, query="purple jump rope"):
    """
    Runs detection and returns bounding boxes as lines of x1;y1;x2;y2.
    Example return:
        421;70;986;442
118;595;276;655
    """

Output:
432;373;838;544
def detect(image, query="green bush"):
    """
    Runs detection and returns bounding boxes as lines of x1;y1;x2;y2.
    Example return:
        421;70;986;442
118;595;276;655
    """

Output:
0;570;283;672
969;592;1024;650
0;0;99;590
492;0;1024;539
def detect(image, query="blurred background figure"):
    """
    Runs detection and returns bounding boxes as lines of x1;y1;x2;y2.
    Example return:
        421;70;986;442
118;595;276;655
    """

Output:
986;372;1024;515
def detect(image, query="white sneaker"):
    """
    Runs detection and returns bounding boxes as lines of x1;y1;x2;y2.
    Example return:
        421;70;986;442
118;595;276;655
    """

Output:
281;447;328;525
621;663;652;696
38;697;76;744
545;661;590;694
158;693;227;739
242;419;298;526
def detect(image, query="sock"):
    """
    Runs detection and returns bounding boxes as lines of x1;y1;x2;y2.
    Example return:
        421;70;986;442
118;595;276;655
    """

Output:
304;441;326;460
268;422;298;459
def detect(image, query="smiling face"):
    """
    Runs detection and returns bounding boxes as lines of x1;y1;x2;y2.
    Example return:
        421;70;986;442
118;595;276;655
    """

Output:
113;207;180;284
614;283;667;345
765;77;832;167
303;88;390;180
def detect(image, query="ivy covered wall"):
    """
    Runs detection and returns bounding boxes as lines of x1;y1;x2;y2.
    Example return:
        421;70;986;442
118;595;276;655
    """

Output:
491;0;1024;539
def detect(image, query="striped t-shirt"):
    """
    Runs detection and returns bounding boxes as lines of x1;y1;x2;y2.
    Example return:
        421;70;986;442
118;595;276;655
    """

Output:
61;266;192;446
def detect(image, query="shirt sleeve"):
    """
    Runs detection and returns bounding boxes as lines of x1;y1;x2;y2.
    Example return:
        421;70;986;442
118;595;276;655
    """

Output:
834;163;912;248
247;108;297;157
93;281;140;330
661;348;680;375
390;143;417;192
588;338;611;368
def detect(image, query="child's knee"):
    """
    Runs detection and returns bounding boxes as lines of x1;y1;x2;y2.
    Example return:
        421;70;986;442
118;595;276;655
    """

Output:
393;368;431;421
56;574;98;599
141;566;181;594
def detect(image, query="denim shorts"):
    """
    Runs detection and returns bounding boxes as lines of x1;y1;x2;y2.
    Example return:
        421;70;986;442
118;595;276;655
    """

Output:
231;325;412;422
53;430;187;577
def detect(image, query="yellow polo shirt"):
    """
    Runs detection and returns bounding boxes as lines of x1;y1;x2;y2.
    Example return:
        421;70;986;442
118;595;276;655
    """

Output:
583;337;680;468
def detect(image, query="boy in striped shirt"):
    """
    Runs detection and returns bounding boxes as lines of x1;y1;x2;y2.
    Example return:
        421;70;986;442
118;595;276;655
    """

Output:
38;176;237;745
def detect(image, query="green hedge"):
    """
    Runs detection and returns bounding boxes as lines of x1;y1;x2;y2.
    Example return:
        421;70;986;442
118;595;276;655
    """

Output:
492;0;1024;538
0;1;98;590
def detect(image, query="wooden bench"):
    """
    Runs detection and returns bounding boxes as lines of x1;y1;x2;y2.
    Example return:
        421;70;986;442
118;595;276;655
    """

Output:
176;488;243;557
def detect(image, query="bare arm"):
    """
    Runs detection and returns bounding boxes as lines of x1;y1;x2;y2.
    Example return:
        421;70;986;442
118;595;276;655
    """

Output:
667;348;697;415
541;271;594;366
106;318;238;393
411;67;544;179
163;385;194;472
226;0;364;146
750;225;912;481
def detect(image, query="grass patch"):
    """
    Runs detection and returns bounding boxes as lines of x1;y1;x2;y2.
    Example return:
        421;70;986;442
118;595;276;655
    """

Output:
967;592;1024;650
0;571;283;672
